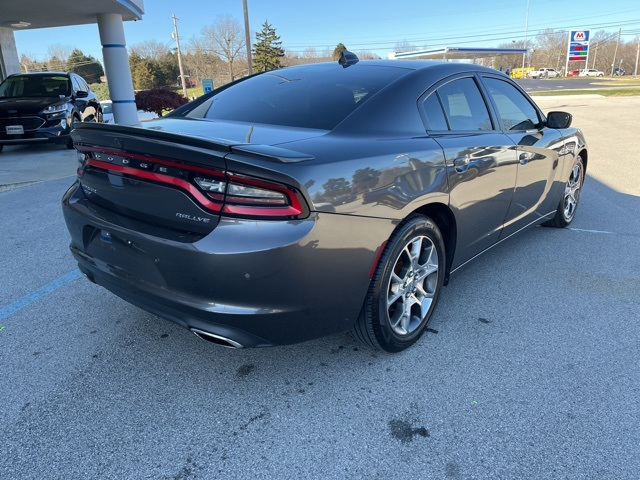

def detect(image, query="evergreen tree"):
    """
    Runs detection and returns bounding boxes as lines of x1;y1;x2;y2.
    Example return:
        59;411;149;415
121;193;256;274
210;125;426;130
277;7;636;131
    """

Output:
252;21;285;73
129;53;157;90
67;49;104;83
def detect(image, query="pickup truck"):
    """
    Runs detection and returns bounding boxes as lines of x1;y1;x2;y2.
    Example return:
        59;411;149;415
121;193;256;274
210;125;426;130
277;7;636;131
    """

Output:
528;68;562;78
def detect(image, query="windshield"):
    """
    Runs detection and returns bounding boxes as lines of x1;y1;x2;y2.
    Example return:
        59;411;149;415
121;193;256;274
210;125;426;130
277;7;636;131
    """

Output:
185;65;407;130
0;75;71;98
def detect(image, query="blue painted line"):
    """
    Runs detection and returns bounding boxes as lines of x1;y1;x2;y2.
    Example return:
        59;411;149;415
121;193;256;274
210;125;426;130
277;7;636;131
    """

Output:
102;44;126;48
0;269;82;321
111;99;137;104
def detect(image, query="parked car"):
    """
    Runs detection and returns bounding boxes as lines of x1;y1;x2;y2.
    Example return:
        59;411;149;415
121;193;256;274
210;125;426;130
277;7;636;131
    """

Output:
579;69;604;77
528;68;562;79
100;100;159;124
613;67;625;76
177;75;197;88
62;53;587;352
567;70;580;77
0;72;101;152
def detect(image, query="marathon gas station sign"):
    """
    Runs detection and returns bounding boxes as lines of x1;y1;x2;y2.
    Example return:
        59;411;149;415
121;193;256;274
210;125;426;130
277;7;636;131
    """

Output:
568;30;590;62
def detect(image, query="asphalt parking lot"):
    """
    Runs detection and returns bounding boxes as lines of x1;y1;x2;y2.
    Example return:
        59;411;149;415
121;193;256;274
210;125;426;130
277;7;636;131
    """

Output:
1;95;639;479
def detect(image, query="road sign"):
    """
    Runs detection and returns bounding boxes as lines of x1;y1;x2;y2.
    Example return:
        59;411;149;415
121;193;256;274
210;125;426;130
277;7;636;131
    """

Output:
202;78;214;94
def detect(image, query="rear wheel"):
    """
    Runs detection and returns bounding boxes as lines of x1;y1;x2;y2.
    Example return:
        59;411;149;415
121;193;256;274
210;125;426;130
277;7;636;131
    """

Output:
352;214;445;353
544;154;584;228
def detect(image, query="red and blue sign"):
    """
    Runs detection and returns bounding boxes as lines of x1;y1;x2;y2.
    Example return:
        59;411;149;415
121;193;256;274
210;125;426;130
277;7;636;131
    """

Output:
568;30;590;62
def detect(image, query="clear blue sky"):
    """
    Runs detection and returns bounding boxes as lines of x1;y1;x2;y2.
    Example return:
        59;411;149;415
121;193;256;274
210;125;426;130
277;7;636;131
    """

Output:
14;0;640;61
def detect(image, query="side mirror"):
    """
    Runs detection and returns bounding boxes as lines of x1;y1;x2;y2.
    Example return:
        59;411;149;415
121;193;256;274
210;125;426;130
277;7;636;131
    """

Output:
546;111;572;129
75;90;89;99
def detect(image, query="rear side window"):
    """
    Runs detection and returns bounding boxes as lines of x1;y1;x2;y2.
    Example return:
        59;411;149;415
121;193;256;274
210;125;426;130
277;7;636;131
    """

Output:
483;77;541;130
422;93;449;131
187;66;407;130
436;78;493;131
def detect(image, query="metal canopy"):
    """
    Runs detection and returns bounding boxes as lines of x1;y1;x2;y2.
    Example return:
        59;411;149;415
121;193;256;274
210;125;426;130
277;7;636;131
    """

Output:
0;0;143;30
389;47;528;60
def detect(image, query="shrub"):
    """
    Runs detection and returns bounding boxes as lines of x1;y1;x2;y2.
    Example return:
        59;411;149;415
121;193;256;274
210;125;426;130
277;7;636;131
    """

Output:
89;83;110;101
134;88;188;116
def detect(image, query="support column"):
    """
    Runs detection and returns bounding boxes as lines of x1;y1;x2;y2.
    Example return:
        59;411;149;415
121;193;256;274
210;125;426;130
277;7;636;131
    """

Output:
0;27;21;81
97;14;139;126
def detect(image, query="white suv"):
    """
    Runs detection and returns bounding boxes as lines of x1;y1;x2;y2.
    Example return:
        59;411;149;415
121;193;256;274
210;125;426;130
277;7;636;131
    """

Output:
579;69;604;77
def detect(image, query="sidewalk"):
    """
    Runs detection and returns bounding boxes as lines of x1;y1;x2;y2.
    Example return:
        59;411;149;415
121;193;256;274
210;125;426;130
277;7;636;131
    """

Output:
0;144;78;192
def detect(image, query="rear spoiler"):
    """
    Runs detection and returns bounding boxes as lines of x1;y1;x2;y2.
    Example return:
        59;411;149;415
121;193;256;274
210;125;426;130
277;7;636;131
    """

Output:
71;123;314;165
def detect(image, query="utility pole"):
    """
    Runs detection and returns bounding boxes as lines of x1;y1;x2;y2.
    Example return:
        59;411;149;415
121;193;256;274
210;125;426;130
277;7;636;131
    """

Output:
634;36;639;76
521;0;530;74
172;14;188;99
610;28;621;76
242;0;252;74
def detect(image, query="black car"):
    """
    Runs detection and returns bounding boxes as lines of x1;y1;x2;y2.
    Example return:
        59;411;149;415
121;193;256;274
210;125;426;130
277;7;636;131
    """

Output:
62;53;587;352
0;72;101;152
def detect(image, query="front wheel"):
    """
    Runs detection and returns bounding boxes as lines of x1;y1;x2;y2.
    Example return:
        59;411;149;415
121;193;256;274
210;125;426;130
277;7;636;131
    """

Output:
544;155;584;228
352;215;446;353
66;116;78;149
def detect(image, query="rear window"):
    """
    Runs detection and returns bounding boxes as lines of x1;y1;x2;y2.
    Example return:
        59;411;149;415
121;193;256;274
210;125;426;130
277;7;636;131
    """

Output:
186;65;407;130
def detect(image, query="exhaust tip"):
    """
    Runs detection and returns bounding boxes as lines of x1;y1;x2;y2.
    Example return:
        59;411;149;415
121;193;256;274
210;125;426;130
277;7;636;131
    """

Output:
190;328;243;349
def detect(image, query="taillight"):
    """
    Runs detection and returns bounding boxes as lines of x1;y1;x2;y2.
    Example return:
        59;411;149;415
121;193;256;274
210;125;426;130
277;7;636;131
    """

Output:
192;173;305;218
78;147;308;220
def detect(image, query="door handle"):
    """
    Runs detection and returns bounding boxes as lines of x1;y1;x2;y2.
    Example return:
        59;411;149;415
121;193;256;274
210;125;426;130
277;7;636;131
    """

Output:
453;156;470;173
519;152;533;165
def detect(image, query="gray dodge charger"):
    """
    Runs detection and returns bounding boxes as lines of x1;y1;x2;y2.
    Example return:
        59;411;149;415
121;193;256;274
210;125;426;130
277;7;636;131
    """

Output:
62;53;587;352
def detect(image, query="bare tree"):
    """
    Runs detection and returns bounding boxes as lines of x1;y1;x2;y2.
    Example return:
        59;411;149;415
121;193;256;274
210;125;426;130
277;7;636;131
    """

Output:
46;43;73;71
394;40;417;53
200;15;246;81
130;40;171;61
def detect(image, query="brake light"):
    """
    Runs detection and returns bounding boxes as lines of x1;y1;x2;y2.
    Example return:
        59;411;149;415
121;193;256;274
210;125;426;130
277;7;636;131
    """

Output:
79;147;308;219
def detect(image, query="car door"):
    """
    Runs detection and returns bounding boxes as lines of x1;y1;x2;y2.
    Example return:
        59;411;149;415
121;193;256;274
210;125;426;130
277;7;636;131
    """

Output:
479;75;564;238
421;75;518;268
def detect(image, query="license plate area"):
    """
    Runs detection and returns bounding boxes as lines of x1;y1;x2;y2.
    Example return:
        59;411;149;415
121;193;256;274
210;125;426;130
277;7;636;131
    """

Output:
6;125;24;135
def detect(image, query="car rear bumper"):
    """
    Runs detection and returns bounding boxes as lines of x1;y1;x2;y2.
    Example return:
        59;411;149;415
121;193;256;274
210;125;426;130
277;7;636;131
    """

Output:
62;182;394;347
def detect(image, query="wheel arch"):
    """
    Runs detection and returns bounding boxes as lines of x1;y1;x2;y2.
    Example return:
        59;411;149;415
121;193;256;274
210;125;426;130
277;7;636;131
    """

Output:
411;202;457;285
578;148;588;174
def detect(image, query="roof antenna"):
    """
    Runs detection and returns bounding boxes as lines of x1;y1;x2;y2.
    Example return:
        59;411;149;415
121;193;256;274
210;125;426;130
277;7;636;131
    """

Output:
338;49;359;68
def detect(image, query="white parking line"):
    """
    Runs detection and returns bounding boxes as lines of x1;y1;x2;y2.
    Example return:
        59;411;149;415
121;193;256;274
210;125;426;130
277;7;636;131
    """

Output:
569;228;616;234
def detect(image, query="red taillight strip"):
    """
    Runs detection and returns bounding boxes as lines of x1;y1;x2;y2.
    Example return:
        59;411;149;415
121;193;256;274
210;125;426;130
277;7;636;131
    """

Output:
223;204;303;217
81;148;308;219
79;146;226;178
87;159;223;212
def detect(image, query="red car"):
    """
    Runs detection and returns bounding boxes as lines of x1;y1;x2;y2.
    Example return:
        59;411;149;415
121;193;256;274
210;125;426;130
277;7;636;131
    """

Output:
567;70;580;77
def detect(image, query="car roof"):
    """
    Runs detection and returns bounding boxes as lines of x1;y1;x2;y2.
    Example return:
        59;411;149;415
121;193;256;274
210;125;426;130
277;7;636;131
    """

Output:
7;72;71;78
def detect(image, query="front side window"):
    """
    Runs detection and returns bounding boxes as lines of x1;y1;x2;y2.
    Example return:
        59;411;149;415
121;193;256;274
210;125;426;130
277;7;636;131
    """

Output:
436;77;493;131
484;77;541;131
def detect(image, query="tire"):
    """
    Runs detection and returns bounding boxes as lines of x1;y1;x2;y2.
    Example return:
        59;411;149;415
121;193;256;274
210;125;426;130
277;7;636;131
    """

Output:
66;116;78;149
352;214;446;353
543;154;584;228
